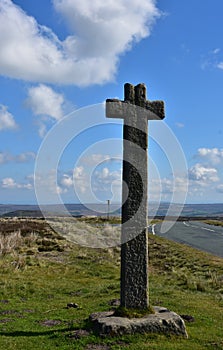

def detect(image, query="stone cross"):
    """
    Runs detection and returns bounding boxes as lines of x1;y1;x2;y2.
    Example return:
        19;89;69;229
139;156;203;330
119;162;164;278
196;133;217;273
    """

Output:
106;83;165;309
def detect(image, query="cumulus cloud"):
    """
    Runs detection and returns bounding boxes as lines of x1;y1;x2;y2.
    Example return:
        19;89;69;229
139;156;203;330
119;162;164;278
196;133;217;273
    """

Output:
92;167;121;201
1;177;32;189
1;177;17;189
196;147;223;165
0;151;35;164
61;174;73;188
94;167;121;184
59;163;122;201
26;84;65;120
0;0;161;86
60;166;88;194
149;176;188;202
35;169;66;197
73;166;88;193
188;163;219;183
0;104;18;131
25;84;66;136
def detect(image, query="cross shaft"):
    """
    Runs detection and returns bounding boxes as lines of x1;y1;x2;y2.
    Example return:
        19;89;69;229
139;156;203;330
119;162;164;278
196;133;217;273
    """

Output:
106;83;165;309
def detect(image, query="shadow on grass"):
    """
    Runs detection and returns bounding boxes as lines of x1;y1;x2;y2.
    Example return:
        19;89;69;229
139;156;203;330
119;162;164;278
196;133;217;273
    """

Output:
0;327;72;337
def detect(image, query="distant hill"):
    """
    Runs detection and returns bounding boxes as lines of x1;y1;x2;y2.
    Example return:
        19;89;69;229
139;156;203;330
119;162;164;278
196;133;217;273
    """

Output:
2;210;44;218
1;203;223;218
0;204;39;216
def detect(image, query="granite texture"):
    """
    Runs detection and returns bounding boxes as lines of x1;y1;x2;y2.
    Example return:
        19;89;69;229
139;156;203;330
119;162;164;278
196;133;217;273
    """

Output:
89;307;188;338
106;83;165;309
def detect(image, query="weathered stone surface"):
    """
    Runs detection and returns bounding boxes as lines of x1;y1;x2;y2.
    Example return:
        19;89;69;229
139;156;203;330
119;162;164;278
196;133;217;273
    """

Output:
89;307;188;338
106;100;164;121
106;83;165;310
106;83;165;121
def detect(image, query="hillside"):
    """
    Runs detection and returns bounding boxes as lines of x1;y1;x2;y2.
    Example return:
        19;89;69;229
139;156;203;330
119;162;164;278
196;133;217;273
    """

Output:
0;218;222;349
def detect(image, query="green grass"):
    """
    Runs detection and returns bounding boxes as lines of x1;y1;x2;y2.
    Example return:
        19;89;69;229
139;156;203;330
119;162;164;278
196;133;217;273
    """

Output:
0;219;223;349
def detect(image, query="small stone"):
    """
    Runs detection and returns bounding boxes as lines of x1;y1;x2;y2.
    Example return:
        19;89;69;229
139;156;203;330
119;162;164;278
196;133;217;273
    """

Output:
68;329;90;339
85;345;111;350
67;303;79;309
180;315;195;323
0;318;13;323
23;309;35;313
40;320;61;327
154;306;170;313
108;299;120;307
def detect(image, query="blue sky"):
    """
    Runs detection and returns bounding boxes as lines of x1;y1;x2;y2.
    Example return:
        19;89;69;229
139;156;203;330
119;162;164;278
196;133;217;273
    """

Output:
0;0;223;205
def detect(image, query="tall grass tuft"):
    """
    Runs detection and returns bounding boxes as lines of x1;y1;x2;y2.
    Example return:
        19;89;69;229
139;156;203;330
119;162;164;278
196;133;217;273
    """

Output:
0;230;22;255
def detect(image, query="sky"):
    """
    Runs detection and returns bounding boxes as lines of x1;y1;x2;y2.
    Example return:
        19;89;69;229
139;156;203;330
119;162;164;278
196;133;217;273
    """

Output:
0;0;223;207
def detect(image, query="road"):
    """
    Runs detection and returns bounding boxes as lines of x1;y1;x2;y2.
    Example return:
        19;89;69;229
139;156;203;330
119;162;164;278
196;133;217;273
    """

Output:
149;221;223;258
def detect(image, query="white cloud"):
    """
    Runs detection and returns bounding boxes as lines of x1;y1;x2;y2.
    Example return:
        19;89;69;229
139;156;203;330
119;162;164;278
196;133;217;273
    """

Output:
0;0;160;86
213;48;220;54
201;48;221;70
15;152;36;163
0;104;18;131
94;167;121;185
216;184;223;193
35;121;47;138
26;84;66;136
1;177;17;189
60;167;88;194
196;147;223;165
149;176;188;202
92;167;122;202
175;122;184;128
0;151;35;164
73;166;88;193
26;84;65;120
82;154;112;166
35;169;68;199
61;174;73;188
217;62;223;70
73;166;85;180
1;177;32;190
60;164;122;201
188;163;219;183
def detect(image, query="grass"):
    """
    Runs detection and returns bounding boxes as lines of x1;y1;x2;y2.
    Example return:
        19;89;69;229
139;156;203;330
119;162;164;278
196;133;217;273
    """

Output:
77;216;121;224
204;220;223;227
114;306;155;318
0;218;222;349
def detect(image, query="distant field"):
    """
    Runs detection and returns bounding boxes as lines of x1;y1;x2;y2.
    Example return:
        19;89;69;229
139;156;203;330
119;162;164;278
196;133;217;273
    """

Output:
0;218;222;349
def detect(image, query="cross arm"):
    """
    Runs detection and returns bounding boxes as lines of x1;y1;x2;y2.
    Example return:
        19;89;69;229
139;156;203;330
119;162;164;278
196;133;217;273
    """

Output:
106;99;165;120
145;100;165;120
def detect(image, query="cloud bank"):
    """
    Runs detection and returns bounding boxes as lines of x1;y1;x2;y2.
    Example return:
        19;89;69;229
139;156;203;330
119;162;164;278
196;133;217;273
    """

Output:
0;0;160;86
0;151;35;164
196;147;223;165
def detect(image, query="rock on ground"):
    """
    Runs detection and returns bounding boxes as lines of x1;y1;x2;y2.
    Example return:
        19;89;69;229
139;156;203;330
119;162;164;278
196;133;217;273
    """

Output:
89;307;188;338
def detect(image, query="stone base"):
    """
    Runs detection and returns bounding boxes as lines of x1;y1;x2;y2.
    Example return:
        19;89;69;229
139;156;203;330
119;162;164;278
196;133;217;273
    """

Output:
89;307;188;338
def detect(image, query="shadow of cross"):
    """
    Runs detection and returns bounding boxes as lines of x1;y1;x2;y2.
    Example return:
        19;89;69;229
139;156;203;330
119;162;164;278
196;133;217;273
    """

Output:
106;83;165;309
